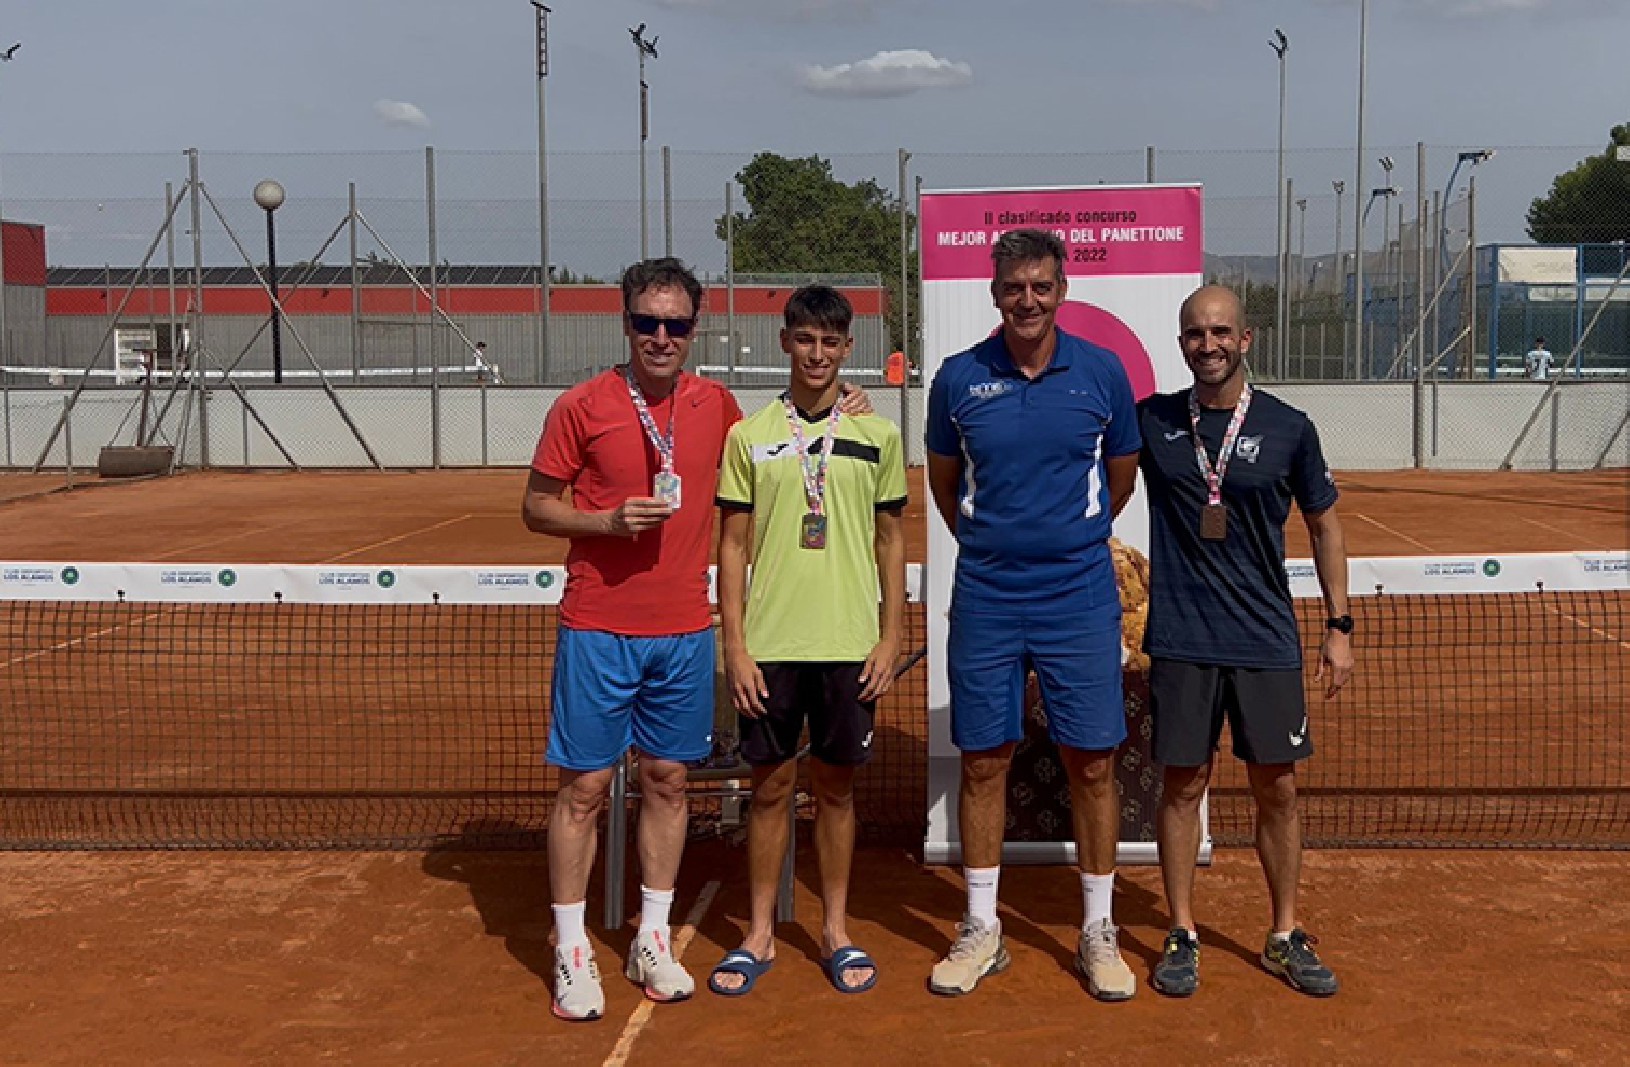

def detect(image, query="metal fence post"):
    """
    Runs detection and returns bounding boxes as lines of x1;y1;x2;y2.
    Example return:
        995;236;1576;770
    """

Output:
62;395;73;489
350;182;361;381
725;181;736;386
426;146;441;469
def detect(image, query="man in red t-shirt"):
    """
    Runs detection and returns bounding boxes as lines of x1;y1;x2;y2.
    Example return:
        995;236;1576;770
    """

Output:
526;258;734;1020
524;258;867;1021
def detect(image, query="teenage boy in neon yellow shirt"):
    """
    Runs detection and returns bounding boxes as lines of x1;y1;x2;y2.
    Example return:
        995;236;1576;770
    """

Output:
710;285;908;997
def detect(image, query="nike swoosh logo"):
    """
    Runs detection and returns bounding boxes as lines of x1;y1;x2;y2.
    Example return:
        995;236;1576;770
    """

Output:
1289;714;1309;746
1164;430;1187;441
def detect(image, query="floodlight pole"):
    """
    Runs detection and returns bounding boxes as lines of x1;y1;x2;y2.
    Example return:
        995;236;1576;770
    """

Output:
631;24;659;261
1352;0;1368;380
1271;29;1289;381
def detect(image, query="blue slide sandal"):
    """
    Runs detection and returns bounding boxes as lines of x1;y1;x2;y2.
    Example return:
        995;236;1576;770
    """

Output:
824;946;878;994
708;950;773;997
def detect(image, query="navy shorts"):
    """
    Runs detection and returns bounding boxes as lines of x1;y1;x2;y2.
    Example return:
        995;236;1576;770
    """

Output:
545;625;715;772
738;662;875;767
1149;658;1311;767
947;600;1125;753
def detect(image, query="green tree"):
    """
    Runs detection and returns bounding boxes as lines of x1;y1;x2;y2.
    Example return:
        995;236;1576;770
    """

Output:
717;152;917;353
1526;124;1630;245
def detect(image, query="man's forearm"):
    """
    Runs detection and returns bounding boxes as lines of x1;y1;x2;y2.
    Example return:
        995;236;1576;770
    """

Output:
524;492;612;539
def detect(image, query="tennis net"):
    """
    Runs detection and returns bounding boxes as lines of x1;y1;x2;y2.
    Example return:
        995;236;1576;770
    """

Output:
0;553;1624;851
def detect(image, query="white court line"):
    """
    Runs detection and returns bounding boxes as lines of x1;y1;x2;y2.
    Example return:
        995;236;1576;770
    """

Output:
1519;515;1603;547
153;518;306;561
1349;512;1436;553
319;515;475;563
1545;605;1630;652
604;879;721;1067
0;609;166;671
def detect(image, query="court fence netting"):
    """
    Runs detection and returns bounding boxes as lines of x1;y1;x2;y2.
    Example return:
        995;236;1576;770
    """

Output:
0;553;1624;852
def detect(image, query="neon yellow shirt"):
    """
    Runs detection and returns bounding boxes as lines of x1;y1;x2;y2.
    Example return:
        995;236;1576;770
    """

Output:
717;402;908;662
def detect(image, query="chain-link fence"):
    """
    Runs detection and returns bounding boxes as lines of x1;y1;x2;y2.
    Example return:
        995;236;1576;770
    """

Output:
1;141;1627;388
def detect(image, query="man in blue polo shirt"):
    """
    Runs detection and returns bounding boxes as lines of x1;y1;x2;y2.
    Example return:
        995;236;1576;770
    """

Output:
924;228;1141;1002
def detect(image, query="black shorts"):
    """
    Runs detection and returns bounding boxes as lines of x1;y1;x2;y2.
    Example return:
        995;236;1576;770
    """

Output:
737;662;876;767
1149;658;1312;767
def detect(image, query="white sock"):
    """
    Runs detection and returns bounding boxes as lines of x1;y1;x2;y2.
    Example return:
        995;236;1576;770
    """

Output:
553;901;589;949
639;885;675;934
965;866;1000;927
1081;872;1115;931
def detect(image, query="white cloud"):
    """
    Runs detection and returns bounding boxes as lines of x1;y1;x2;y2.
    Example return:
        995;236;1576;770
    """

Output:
373;99;431;130
799;49;973;99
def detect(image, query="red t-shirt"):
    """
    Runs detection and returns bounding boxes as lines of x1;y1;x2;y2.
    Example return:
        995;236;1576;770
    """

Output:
531;369;743;635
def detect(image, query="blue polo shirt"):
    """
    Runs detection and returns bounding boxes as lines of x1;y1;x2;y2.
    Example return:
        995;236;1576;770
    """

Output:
926;328;1140;609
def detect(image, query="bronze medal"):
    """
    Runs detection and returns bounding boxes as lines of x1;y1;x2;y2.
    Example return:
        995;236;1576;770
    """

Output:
800;513;827;550
1200;502;1228;541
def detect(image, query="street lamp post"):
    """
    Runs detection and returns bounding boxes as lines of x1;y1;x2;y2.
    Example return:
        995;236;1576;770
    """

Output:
1379;154;1395;309
532;2;552;385
253;179;286;384
1333;180;1345;296
629;24;659;261
1270;29;1289;378
1295;197;1308;301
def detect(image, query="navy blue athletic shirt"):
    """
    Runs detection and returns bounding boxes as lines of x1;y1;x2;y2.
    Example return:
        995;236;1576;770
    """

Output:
1138;387;1338;669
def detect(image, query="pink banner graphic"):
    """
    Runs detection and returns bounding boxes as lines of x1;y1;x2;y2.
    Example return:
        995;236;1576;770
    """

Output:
920;186;1203;281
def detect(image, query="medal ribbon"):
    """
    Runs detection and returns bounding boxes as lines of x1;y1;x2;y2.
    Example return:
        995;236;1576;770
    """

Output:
1187;383;1253;507
623;367;677;474
782;394;841;518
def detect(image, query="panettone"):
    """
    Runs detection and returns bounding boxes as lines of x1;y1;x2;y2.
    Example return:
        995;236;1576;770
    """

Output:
1109;537;1151;673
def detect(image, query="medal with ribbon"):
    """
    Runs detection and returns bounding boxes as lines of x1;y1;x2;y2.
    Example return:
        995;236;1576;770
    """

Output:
623;367;681;509
782;394;841;550
1187;383;1252;542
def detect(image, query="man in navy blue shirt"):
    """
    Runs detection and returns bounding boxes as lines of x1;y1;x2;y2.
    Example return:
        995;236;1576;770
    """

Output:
925;229;1141;1002
1138;284;1353;1000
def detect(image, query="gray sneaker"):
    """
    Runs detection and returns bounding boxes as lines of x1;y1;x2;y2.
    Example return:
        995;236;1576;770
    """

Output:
929;916;1010;996
1261;929;1338;997
552;943;605;1022
1076;919;1136;1001
625;926;696;1002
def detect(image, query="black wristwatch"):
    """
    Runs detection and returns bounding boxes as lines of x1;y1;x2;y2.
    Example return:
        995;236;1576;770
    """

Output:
1326;614;1354;635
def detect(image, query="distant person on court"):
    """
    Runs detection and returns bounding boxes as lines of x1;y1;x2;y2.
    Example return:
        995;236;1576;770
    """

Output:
1524;337;1554;381
523;258;872;1023
924;228;1141;1002
1138;284;1352;1000
709;285;908;998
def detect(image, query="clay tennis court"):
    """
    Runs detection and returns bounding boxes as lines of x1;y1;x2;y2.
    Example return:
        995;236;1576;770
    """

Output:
0;466;1625;1063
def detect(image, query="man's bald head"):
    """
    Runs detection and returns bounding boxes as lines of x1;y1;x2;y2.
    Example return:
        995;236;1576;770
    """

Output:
1179;285;1246;332
1178;284;1251;399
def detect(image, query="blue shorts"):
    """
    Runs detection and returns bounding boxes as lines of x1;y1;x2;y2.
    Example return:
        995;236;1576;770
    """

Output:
545;625;715;772
947;600;1125;753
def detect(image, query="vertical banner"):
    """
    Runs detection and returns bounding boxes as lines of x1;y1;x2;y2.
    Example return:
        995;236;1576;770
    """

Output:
920;184;1206;865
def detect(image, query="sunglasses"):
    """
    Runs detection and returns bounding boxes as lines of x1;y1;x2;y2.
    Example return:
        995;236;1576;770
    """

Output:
628;313;697;339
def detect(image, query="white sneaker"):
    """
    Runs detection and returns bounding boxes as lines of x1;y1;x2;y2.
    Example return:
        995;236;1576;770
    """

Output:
625;926;696;1002
552;943;605;1022
929;915;1010;996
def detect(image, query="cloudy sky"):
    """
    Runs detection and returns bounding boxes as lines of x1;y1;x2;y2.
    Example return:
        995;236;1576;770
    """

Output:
0;0;1623;267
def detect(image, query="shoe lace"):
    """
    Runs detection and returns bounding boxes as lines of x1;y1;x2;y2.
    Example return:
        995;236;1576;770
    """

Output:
1282;930;1323;966
1085;921;1121;964
947;920;988;961
1163;932;1197;963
